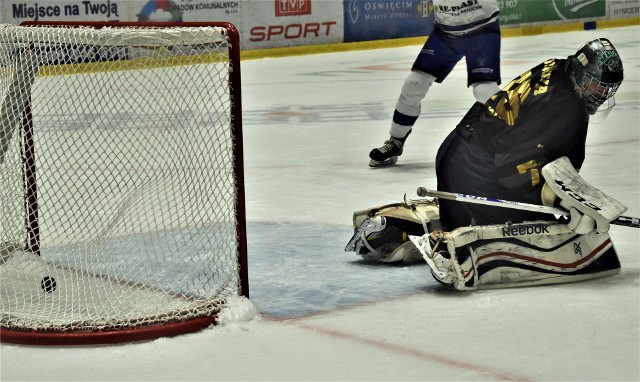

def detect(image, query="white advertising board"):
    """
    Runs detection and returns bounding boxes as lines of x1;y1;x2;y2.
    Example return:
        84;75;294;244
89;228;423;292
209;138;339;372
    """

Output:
0;0;343;50
241;0;344;50
609;0;639;18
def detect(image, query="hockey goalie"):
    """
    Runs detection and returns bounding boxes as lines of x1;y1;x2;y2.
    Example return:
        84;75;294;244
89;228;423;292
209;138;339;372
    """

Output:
346;38;628;290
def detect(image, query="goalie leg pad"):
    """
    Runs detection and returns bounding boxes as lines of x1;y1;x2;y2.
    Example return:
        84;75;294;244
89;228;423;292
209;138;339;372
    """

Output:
415;221;621;290
473;229;620;289
346;200;440;264
345;216;425;263
351;199;439;230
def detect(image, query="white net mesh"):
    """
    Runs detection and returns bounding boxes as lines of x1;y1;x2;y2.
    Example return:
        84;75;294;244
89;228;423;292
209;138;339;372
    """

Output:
0;24;244;337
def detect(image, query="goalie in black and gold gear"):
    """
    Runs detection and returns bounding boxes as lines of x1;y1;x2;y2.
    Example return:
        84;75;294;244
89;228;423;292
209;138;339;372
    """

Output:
436;38;623;231
346;39;627;290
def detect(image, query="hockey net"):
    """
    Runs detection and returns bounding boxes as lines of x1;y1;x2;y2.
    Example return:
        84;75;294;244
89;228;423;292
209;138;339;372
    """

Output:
0;22;247;345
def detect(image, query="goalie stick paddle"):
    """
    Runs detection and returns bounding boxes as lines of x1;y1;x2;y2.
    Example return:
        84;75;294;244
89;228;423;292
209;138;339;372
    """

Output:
416;187;640;228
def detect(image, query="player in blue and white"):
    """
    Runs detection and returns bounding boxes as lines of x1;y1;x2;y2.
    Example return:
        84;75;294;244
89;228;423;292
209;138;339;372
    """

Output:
369;0;502;167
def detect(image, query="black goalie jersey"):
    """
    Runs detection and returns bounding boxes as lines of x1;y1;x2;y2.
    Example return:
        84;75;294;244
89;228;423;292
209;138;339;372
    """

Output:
436;58;590;229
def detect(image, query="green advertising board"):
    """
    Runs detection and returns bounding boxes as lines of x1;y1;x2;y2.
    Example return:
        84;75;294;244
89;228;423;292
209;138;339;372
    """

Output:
498;0;607;25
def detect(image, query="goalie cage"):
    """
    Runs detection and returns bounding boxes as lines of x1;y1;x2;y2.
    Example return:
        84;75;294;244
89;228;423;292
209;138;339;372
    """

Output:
0;22;247;345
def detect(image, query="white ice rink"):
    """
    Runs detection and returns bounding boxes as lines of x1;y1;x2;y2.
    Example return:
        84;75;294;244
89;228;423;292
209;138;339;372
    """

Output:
1;26;639;381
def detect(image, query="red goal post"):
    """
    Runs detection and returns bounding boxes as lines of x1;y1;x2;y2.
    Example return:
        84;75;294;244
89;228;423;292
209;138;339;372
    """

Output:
0;21;247;345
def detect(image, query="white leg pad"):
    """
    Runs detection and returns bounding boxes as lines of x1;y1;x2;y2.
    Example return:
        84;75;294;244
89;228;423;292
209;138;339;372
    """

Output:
346;200;441;264
417;221;621;290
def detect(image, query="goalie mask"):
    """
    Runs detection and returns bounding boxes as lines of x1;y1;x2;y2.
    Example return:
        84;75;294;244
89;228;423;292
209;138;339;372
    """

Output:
568;38;623;115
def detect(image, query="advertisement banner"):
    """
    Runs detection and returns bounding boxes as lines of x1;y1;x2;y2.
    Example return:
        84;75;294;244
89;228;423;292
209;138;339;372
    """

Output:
609;0;639;18
344;0;435;42
131;0;240;23
498;0;607;25
0;0;242;24
2;0;126;23
242;0;344;50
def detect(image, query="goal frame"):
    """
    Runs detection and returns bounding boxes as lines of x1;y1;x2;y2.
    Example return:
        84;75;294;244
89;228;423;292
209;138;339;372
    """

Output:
0;21;248;345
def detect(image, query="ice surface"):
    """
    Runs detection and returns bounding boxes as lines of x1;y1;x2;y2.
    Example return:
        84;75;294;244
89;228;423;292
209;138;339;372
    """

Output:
1;26;638;381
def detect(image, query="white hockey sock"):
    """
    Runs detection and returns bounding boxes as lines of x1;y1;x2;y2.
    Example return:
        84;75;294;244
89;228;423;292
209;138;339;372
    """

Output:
389;71;435;137
472;81;500;103
390;123;412;139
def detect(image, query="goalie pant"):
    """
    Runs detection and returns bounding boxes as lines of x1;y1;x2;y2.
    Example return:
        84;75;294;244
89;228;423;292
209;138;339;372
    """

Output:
410;220;621;290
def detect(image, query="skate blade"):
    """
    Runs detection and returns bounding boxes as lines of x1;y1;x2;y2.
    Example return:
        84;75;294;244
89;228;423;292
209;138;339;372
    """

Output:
369;156;398;167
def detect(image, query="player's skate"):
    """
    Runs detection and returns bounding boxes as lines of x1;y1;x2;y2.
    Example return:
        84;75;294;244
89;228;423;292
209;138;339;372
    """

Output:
369;131;410;167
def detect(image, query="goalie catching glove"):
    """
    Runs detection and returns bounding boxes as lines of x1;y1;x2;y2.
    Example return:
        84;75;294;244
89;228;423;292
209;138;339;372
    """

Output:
541;156;627;234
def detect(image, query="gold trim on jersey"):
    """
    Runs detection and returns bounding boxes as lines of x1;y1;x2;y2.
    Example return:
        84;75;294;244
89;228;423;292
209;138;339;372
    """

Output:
517;160;542;186
487;59;555;126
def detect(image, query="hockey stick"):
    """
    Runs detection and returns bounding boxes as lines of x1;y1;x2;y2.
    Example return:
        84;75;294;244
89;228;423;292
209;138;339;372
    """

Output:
416;187;640;228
